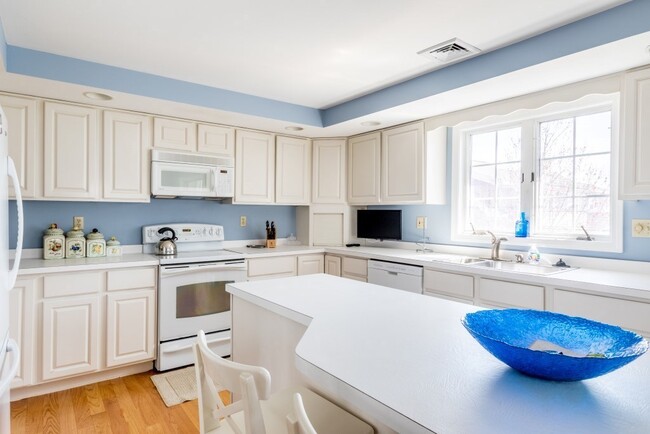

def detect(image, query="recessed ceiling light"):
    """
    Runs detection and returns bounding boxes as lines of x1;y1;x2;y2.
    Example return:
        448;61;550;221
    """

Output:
285;126;304;131
361;121;381;127
83;91;113;101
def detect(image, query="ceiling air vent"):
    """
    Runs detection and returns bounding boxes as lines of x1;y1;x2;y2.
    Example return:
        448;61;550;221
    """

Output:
417;38;480;64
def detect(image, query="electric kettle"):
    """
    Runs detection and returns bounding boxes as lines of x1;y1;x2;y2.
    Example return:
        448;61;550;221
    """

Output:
156;227;178;255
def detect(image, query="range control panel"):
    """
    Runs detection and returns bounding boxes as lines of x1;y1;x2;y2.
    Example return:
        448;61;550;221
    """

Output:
142;224;225;244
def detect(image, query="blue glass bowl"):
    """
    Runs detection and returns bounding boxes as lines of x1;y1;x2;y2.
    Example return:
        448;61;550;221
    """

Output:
461;309;648;381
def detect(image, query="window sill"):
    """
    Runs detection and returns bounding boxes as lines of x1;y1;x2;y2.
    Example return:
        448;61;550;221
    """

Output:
451;233;623;253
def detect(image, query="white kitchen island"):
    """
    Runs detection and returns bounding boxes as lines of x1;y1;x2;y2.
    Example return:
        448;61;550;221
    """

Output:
227;274;650;434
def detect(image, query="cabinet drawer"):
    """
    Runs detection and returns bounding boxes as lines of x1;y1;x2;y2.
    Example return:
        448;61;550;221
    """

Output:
44;272;103;298
423;269;473;299
107;267;156;291
479;278;544;309
552;289;650;336
341;273;367;283
342;257;367;278
248;256;297;278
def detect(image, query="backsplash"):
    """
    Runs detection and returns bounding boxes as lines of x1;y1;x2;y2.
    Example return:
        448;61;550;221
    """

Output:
8;199;296;249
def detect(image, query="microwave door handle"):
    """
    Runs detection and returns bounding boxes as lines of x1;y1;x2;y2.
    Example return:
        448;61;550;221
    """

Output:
211;168;217;193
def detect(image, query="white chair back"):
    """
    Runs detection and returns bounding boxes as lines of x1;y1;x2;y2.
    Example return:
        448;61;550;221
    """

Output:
194;329;272;434
287;393;318;434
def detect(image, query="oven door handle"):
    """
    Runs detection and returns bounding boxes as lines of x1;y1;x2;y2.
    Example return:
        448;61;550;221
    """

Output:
163;336;232;354
161;262;246;276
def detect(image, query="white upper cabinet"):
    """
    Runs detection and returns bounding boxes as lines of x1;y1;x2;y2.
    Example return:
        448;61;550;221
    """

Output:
348;132;381;204
0;94;41;199
276;135;311;205
235;129;275;203
153;117;197;152
620;67;650;199
43;102;100;199
198;124;235;156
381;122;424;203
312;139;346;204
103;111;152;201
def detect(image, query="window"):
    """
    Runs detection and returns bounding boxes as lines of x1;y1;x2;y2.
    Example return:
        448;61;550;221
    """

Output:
453;94;622;252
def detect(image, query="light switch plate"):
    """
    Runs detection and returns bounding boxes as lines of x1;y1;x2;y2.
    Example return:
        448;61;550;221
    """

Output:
240;216;247;227
416;216;427;229
631;219;650;237
73;216;84;230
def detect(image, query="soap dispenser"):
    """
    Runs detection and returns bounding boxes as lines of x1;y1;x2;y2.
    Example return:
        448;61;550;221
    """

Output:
515;212;529;237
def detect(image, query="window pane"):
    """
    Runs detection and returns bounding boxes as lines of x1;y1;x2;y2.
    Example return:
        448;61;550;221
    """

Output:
538;197;573;234
575;154;610;196
470;165;495;199
470;198;495;229
576;111;610;155
539;158;573;197
471;132;495;165
495;198;519;232
496;163;520;198
497;128;521;163
575;197;610;234
540;118;573;158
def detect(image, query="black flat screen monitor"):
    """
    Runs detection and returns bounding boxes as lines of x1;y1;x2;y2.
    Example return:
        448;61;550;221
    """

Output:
357;209;402;240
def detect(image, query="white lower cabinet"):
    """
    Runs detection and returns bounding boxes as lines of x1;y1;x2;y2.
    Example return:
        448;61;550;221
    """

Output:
324;255;342;276
9;277;36;388
478;278;544;309
41;295;100;381
106;289;156;367
423;269;474;304
297;254;324;275
551;289;650;337
341;257;368;282
247;255;297;280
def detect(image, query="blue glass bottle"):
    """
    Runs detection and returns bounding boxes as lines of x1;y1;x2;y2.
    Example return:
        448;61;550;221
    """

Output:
515;212;529;237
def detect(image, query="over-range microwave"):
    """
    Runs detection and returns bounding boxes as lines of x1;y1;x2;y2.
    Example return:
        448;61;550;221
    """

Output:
151;150;234;199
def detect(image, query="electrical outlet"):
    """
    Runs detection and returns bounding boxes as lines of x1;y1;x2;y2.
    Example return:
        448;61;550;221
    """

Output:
73;216;84;230
416;216;427;229
632;219;650;237
240;216;247;227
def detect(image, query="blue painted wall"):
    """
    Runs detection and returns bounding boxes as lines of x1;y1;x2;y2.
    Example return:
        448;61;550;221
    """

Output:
8;199;296;249
370;134;650;262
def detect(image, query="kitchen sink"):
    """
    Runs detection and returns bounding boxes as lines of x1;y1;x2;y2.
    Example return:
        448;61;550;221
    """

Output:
469;260;575;275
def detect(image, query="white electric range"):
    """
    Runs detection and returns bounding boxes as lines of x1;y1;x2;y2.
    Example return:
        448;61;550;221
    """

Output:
143;223;247;371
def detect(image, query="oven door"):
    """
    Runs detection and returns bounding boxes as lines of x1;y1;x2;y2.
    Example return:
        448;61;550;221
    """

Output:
159;260;246;342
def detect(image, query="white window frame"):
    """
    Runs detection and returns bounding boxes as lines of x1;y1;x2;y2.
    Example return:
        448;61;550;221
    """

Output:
451;93;623;253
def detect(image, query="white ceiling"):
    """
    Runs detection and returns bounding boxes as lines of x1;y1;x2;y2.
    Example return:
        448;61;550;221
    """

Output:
1;0;649;138
0;0;629;109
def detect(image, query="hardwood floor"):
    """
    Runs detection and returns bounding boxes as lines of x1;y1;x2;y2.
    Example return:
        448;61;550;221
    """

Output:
9;370;226;433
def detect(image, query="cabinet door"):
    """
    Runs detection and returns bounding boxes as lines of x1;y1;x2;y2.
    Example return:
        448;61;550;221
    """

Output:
381;122;424;203
235;130;275;203
9;277;36;388
348;132;380;204
0;94;41;199
423;269;474;300
43;102;99;199
620;67;650;199
153;117;196;151
276;136;311;204
42;295;99;381
297;254;324;275
198;124;235;156
247;256;297;280
341;257;368;282
478;278;544;309
106;289;156;367
324;255;342;277
312;139;346;204
103;111;151;201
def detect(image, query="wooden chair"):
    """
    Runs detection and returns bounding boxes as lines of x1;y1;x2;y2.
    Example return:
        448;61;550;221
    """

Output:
194;330;374;434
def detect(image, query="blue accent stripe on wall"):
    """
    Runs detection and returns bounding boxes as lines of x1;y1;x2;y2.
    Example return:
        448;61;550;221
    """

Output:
5;46;324;127
8;199;297;249
322;0;650;126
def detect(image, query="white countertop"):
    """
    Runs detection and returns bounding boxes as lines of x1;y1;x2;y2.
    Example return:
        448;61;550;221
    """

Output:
227;244;323;258
227;274;650;434
16;254;160;274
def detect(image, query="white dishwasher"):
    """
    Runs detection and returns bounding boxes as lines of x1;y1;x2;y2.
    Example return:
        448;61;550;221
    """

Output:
367;259;423;294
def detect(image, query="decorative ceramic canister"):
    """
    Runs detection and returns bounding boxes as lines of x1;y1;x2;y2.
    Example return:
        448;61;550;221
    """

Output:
43;223;65;260
86;228;106;258
106;236;122;257
65;225;86;258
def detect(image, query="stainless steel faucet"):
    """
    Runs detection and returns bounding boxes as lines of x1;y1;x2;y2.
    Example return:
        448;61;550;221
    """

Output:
486;231;508;260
